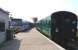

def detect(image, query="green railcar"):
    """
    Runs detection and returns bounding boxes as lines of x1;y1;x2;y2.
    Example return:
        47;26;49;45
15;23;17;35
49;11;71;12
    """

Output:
36;16;52;38
36;11;77;50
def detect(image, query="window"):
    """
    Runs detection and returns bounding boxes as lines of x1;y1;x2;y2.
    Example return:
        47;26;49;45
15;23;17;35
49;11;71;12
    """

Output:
0;22;5;32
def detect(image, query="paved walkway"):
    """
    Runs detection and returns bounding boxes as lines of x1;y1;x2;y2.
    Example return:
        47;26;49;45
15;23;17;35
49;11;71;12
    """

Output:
0;28;65;50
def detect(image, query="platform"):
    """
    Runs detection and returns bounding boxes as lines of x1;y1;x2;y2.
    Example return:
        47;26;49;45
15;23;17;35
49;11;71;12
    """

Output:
0;28;65;50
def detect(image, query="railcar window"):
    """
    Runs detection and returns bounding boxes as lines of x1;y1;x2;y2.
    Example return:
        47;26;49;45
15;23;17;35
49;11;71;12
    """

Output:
65;18;71;22
55;28;59;32
72;21;76;24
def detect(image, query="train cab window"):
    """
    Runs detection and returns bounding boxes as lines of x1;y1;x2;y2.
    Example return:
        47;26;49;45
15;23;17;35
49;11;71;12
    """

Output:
72;21;76;24
72;29;74;32
65;18;71;23
55;28;59;32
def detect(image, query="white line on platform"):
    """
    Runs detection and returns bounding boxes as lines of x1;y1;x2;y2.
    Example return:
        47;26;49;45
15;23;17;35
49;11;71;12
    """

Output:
40;32;66;50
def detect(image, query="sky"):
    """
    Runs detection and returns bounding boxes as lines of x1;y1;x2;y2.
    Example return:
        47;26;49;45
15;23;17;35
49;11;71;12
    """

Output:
0;0;78;22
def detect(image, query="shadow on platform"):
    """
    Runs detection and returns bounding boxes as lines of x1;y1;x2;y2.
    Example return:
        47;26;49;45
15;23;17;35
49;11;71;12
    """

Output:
0;39;21;50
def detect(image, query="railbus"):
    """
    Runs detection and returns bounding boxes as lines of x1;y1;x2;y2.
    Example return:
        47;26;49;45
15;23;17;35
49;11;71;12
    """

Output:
36;11;77;50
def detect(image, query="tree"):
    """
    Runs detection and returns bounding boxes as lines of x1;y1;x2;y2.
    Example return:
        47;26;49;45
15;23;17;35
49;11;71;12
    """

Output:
32;17;38;23
32;17;38;27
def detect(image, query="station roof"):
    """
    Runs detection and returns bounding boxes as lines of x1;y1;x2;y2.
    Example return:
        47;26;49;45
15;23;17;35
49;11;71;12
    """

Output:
0;8;9;15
